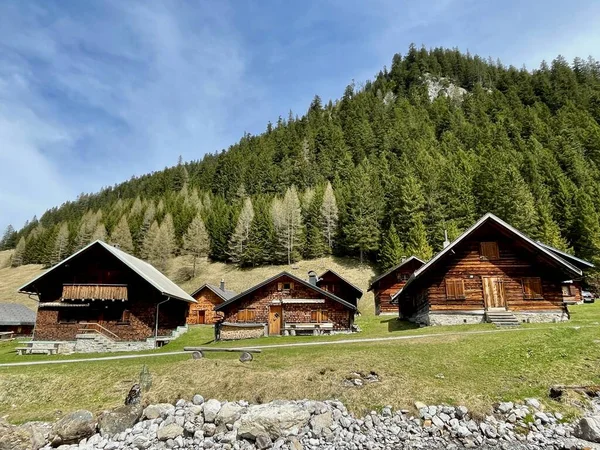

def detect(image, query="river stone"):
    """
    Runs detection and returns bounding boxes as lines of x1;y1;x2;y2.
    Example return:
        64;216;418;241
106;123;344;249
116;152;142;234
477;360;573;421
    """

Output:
236;402;311;440
215;402;245;426
50;410;96;446
574;415;600;443
157;423;184;441
193;395;205;406
203;399;222;423
143;403;174;420
98;404;143;437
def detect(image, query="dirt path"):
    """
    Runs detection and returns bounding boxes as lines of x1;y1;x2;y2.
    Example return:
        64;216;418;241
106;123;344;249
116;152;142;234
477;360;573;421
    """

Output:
0;324;593;368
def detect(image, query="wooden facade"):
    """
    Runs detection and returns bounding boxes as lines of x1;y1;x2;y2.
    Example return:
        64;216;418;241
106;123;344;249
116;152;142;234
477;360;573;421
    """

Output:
316;270;363;306
19;241;193;342
186;283;235;325
215;272;357;339
368;257;425;315
396;214;588;325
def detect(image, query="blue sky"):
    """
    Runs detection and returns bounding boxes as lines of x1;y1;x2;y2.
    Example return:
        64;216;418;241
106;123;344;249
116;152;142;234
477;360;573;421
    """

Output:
1;0;599;233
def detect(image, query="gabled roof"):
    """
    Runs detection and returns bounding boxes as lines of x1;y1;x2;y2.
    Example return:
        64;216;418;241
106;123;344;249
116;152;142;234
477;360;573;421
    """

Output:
215;271;357;312
394;213;583;301
0;304;36;326
191;283;237;302
18;240;196;304
536;242;594;270
367;256;425;291
318;269;363;299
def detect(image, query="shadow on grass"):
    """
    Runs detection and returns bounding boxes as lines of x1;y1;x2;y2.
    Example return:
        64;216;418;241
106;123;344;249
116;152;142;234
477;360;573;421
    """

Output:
382;317;419;333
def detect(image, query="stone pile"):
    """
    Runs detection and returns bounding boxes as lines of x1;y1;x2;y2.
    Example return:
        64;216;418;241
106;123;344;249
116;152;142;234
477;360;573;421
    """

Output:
3;395;600;450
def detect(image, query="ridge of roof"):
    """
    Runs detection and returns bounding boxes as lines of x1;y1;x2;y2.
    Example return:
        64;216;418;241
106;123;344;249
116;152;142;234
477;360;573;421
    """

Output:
191;283;237;301
18;240;196;303
536;242;594;269
367;256;425;291
394;213;582;301
317;269;363;297
215;271;357;311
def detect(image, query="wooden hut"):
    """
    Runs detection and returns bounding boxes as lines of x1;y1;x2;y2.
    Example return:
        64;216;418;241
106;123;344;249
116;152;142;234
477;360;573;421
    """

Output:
186;281;236;325
315;270;363;307
18;241;195;351
394;213;592;326
214;271;357;340
0;304;35;336
368;256;425;315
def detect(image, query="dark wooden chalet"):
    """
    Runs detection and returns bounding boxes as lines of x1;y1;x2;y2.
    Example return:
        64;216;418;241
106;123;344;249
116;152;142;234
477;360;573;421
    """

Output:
214;271;357;340
368;256;425;315
186;281;236;325
0;304;35;336
394;213;592;326
18;241;196;345
315;270;363;307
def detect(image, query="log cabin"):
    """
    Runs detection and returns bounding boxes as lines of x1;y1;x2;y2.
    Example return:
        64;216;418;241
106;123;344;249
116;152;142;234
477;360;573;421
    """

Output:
315;270;363;307
394;213;593;326
214;271;357;340
368;256;425;315
18;240;195;353
186;281;236;325
0;304;35;336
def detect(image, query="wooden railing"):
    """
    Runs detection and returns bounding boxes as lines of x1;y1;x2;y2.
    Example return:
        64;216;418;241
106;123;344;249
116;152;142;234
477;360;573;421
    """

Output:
62;284;128;301
78;322;120;341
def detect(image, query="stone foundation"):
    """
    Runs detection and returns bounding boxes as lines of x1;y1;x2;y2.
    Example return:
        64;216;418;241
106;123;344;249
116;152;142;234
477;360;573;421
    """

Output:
220;324;266;340
427;312;486;326
513;311;569;324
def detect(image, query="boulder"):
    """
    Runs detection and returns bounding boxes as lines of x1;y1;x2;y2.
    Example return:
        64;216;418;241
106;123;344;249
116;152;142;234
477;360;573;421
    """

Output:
574;415;600;443
0;420;48;450
157;423;184;441
98;404;143;437
192;394;205;406
50;410;96;446
203;399;222;423
215;402;245;427
143;403;175;420
255;433;273;449
236;401;311;440
311;411;333;434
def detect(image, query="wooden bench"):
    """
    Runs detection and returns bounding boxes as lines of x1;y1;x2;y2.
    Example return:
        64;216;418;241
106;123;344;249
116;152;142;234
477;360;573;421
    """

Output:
284;322;334;336
15;342;60;356
183;346;261;362
0;331;14;341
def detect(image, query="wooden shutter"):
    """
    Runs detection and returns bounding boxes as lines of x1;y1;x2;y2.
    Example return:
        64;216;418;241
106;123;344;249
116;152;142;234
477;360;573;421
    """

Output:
523;278;543;299
445;279;465;300
121;309;131;323
562;285;573;297
311;310;318;322
321;310;329;322
247;310;256;322
277;282;283;291
480;242;500;260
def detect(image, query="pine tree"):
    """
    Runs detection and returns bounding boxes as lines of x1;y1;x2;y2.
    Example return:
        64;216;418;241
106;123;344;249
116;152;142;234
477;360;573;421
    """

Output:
110;216;134;253
11;237;26;267
245;197;276;266
572;190;600;265
379;223;405;271
0;225;16;250
228;198;255;265
320;181;339;252
272;186;304;265
52;222;70;265
183;212;210;276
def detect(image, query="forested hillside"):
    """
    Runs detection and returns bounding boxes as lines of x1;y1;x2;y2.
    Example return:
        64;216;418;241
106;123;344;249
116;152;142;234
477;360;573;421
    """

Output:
2;46;600;280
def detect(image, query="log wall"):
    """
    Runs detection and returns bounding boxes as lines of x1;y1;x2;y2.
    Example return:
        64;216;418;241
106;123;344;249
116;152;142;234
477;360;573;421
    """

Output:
372;259;424;315
187;288;224;325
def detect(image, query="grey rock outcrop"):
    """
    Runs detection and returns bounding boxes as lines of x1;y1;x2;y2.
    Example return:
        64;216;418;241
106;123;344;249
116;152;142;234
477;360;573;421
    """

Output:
49;410;95;446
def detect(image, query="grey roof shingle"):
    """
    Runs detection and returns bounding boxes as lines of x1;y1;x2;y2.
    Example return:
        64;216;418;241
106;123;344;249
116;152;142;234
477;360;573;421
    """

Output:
0;303;36;326
191;283;237;301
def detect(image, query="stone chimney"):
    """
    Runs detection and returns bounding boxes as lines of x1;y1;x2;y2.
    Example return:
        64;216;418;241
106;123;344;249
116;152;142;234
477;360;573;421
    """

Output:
220;279;225;291
308;271;318;286
443;230;451;249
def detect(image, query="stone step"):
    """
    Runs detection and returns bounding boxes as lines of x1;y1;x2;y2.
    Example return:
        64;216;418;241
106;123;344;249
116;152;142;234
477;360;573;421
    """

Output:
486;310;520;327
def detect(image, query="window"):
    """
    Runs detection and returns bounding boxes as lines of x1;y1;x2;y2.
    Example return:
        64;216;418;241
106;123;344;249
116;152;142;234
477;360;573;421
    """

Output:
562;285;575;297
58;308;89;324
480;242;500;260
522;278;543;299
121;309;131;324
277;282;294;291
397;272;410;282
310;309;329;323
445;279;466;300
237;309;256;322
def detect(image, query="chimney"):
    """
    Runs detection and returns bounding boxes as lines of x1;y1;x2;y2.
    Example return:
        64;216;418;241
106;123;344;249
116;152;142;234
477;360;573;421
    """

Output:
220;279;225;291
308;271;318;286
443;230;450;249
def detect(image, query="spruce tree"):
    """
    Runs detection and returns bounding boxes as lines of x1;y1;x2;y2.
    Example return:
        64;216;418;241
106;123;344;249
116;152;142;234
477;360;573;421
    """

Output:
0;225;16;250
183;212;210;276
572;190;600;265
245;197;275;266
379;223;405;271
110;216;134;253
405;216;433;261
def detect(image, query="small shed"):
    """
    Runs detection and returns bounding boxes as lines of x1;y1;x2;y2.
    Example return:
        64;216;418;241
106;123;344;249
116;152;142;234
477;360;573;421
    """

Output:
187;281;237;325
0;303;36;336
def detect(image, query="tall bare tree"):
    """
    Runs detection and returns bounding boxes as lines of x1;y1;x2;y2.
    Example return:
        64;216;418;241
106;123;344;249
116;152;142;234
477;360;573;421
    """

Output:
11;237;26;267
320;181;339;251
110;215;134;253
52;222;70;265
183;212;210;276
272;186;303;265
228;197;255;265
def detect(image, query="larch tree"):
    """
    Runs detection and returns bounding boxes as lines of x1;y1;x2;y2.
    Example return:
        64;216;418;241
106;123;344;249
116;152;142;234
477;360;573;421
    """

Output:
320;181;339;252
272;186;304;265
379;222;404;271
154;213;176;270
183;212;210;276
52;222;70;265
110;215;134;253
228;197;255;265
141;220;160;260
91;223;107;242
405;216;433;261
11;237;26;267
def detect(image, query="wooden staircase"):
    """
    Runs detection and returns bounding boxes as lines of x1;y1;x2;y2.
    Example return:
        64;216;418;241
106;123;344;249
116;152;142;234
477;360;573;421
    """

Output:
485;310;520;327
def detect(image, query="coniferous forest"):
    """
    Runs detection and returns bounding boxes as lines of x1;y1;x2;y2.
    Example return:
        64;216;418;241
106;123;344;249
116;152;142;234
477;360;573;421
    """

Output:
2;46;600;285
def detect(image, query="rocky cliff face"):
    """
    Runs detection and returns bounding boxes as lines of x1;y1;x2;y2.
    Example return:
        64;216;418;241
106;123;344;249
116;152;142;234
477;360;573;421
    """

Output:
424;73;468;102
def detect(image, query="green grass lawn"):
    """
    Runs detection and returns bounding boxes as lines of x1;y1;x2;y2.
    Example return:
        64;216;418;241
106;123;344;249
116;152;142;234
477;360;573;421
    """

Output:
0;302;599;423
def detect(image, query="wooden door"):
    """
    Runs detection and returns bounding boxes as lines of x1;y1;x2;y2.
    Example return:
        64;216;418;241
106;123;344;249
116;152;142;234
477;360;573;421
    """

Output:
482;277;506;309
197;310;206;325
268;305;283;335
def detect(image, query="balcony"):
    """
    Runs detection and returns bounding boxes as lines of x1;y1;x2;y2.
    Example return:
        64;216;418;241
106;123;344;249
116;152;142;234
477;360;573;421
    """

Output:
62;284;128;301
